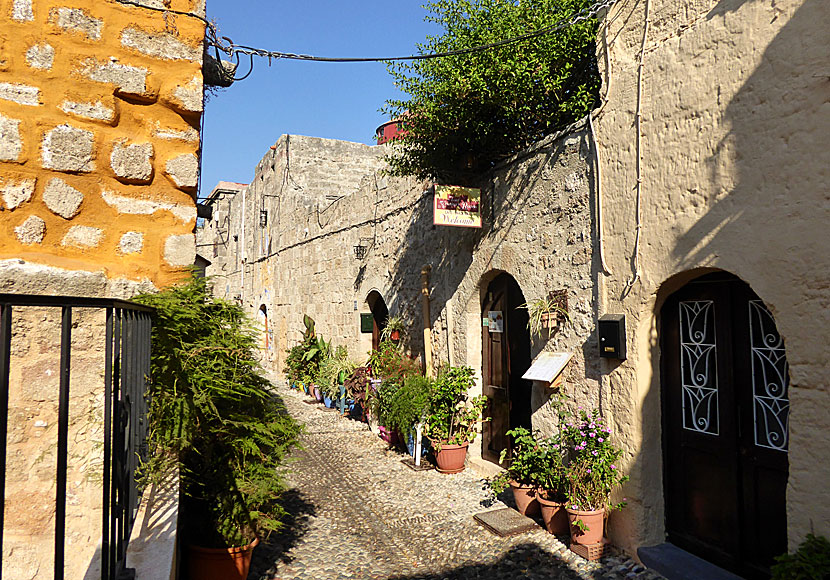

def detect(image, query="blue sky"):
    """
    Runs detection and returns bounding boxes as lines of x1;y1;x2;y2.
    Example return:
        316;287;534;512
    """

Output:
199;1;440;198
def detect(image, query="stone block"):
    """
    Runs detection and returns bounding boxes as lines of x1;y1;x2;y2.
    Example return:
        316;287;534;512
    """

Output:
41;124;95;173
110;141;153;183
50;8;102;41
153;123;199;142
119;231;144;254
121;28;201;62
1;177;35;210
0;82;40;106
0;113;22;161
164;234;195;267
25;44;54;70
62;225;103;248
169;75;203;113
164;153;198;190
101;189;195;222
11;0;33;21
80;58;149;98
43;178;83;219
15;215;45;244
59;100;115;124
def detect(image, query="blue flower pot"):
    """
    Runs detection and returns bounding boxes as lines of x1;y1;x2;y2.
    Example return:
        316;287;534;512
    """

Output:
407;432;430;457
323;396;333;408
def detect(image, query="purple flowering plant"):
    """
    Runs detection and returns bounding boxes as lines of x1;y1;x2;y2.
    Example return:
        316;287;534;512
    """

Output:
563;407;628;513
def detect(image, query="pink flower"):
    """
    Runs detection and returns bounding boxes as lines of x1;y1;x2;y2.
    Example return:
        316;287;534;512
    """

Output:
586;468;592;473
598;437;604;442
610;465;616;469
589;432;596;438
591;450;598;456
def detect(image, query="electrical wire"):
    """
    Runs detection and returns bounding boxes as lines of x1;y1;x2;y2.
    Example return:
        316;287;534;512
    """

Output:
116;0;617;69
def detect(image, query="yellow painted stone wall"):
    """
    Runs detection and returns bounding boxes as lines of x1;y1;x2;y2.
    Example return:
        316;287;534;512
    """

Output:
0;0;205;289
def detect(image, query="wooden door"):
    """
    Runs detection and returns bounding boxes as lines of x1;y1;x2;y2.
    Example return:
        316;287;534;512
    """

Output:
481;274;532;464
661;273;789;579
482;285;509;463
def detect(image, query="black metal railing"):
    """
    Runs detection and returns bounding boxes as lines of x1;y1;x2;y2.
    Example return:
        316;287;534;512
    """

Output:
0;294;153;580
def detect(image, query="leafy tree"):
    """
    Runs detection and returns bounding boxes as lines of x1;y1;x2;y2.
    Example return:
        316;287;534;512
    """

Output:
382;0;600;181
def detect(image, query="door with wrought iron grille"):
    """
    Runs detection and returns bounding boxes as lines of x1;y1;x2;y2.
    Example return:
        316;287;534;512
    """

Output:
661;273;789;579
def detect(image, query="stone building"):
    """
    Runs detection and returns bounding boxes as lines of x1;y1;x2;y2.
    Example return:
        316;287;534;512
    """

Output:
0;0;206;577
201;0;828;578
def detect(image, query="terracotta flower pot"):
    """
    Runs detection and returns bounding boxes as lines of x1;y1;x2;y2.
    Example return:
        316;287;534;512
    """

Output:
538;493;568;535
508;481;539;516
434;441;469;474
186;537;259;580
566;507;605;546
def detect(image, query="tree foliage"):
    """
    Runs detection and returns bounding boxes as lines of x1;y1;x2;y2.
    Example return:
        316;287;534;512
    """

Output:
382;0;600;181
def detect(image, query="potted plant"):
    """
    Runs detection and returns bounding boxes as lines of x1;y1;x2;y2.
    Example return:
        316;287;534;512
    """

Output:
386;374;433;456
424;365;487;474
519;292;570;338
487;427;546;516
136;276;303;580
344;365;372;420
562;407;628;546
380;314;406;343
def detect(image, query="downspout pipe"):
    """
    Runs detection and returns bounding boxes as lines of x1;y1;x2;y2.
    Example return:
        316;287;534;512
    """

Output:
421;265;433;377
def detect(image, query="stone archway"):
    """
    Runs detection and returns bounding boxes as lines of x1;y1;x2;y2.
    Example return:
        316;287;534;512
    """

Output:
659;270;789;578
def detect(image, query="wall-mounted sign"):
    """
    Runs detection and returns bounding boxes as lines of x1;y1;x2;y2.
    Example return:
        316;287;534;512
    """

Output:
488;311;503;333
434;184;482;228
522;352;573;383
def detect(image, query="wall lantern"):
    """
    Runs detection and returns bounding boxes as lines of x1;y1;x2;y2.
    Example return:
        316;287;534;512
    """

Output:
259;209;268;228
353;243;367;260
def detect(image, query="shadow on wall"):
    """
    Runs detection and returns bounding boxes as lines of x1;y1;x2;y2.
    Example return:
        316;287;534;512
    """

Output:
674;0;828;276
377;135;586;369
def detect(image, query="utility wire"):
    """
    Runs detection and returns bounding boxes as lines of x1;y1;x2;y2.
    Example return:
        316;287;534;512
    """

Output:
116;0;617;66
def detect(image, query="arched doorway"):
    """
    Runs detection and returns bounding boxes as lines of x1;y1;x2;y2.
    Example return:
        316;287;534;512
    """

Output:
660;272;789;579
367;291;389;351
481;273;532;464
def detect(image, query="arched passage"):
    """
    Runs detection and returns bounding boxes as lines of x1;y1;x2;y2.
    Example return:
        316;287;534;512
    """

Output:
367;290;389;352
660;271;789;578
481;272;532;464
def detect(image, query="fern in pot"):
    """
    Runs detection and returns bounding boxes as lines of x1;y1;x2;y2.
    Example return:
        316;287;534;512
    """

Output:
136;276;303;579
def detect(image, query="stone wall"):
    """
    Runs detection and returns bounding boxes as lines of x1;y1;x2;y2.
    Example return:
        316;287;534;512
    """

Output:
0;0;205;290
593;0;828;554
202;125;599;468
0;0;206;577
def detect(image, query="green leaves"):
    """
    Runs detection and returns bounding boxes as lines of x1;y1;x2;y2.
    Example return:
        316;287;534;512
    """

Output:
135;275;303;547
382;0;600;181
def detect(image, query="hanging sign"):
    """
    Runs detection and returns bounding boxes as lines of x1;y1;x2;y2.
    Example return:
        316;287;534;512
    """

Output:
433;184;482;228
522;352;573;383
488;311;504;333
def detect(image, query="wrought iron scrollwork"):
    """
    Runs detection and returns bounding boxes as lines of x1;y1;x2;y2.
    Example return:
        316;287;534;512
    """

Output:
679;300;719;435
749;300;790;451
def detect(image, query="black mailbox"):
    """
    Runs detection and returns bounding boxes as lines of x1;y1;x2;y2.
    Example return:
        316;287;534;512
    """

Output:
598;314;626;360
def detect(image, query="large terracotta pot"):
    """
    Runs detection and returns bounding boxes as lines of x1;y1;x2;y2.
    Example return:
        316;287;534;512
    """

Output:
434;441;469;474
538;493;568;535
566;507;605;546
186;537;259;580
508;481;539;516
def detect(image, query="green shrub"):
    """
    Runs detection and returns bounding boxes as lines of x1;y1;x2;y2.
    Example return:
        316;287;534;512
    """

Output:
772;534;830;580
136;275;303;548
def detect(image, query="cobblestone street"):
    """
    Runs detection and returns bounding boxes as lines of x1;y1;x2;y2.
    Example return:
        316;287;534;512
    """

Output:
248;382;665;580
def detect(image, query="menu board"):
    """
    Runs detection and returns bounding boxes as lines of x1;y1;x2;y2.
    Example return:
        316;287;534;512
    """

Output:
521;352;573;383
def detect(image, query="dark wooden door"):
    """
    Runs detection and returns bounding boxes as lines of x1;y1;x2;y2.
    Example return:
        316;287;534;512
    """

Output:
481;274;532;464
661;274;789;579
482;285;509;463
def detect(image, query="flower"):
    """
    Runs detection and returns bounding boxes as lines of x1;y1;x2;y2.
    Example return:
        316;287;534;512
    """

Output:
589;432;596;438
598;437;604;442
591;450;598;456
610;464;616;469
586;468;592;473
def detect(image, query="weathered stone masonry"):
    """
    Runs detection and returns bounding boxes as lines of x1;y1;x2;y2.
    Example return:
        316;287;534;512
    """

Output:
0;0;205;290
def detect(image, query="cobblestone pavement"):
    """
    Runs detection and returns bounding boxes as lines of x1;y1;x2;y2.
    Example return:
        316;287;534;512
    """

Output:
249;382;666;580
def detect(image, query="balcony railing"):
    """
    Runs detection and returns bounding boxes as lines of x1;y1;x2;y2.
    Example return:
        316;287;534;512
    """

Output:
0;294;153;580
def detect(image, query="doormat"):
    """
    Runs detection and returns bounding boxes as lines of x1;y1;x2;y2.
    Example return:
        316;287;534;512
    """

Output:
401;457;433;471
474;508;538;537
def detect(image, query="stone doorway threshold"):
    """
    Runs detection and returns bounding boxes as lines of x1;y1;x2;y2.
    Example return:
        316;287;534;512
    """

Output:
637;543;746;580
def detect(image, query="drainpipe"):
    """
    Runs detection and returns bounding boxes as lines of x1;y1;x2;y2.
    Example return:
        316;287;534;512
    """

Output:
421;265;433;377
